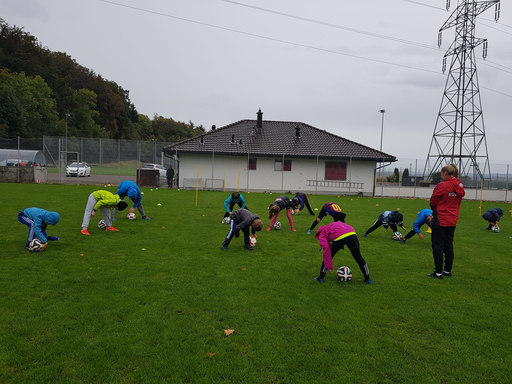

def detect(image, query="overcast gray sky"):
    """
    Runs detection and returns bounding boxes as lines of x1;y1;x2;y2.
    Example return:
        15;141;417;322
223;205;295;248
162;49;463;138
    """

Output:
2;0;512;170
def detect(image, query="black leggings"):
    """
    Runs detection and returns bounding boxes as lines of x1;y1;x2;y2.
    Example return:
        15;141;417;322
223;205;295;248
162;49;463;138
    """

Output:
319;235;370;280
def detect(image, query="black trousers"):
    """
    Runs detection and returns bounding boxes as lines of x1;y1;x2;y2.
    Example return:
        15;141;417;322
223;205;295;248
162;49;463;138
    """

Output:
222;220;250;248
319;235;370;280
365;220;397;235
300;196;315;215
431;224;456;274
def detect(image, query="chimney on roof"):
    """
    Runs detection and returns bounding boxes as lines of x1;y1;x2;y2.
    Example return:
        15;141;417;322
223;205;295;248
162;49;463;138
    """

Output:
231;134;235;144
200;135;204;144
295;126;301;138
238;139;243;146
211;125;216;131
256;109;263;129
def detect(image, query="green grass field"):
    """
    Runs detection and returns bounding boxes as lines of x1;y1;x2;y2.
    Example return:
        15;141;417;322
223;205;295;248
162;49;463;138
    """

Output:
1;183;511;383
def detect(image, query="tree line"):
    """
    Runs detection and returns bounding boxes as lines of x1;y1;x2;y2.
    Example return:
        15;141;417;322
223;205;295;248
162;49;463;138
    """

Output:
0;19;204;142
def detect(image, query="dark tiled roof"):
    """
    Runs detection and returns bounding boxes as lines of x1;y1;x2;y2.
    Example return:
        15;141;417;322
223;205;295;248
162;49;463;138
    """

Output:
163;119;396;162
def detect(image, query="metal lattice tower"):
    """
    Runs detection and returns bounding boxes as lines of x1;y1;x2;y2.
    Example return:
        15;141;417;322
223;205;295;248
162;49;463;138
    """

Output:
424;0;500;180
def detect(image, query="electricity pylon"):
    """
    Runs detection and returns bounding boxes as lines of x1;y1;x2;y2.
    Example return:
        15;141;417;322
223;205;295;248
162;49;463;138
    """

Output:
424;0;500;181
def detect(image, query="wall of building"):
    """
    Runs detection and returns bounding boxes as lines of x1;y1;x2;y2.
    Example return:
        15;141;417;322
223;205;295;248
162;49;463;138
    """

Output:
177;153;377;195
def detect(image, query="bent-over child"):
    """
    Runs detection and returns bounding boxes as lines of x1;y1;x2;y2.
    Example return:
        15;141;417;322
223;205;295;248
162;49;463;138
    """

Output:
113;180;151;220
267;195;298;231
223;192;249;220
221;209;263;251
18;207;60;251
307;202;346;234
314;221;371;284
401;209;432;244
292;192;315;215
81;190;128;235
362;210;405;237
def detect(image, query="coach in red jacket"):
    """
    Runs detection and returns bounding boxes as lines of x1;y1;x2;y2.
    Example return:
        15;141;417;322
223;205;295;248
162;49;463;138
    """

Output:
428;163;465;279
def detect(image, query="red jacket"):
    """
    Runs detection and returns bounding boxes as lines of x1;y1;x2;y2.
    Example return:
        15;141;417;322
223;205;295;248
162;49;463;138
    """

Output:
430;177;465;227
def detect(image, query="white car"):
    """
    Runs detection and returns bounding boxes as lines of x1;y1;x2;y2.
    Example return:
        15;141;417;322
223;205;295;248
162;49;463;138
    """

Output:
66;162;91;177
143;163;167;177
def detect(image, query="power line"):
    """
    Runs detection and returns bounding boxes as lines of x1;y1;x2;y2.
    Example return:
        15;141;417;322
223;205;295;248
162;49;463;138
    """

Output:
98;0;512;97
99;0;441;75
221;0;440;51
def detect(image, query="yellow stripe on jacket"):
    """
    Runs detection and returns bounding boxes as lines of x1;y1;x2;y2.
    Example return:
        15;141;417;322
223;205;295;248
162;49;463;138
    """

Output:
334;232;356;242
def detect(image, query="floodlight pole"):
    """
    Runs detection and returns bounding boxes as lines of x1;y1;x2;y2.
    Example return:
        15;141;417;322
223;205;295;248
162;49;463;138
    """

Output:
378;109;385;196
65;113;70;165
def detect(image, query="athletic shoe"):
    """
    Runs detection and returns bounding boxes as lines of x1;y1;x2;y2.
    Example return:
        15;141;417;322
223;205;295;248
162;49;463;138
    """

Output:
221;246;228;251
112;217;117;222
428;272;443;279
362;233;367;237
47;236;59;241
400;239;406;245
25;244;30;250
291;227;296;232
266;226;272;232
141;216;151;220
244;245;254;251
105;227;119;232
81;229;90;235
307;230;312;234
314;277;324;283
442;271;452;277
364;278;372;284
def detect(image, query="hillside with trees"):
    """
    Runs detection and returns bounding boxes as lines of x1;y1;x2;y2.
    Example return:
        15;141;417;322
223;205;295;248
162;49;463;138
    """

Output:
0;18;204;141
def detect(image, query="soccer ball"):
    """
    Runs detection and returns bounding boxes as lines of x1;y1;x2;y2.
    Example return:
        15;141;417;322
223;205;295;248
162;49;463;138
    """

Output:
392;231;403;241
336;266;353;282
273;221;281;230
127;212;136;220
249;235;257;246
98;219;107;229
493;225;500;233
29;239;42;252
222;217;231;224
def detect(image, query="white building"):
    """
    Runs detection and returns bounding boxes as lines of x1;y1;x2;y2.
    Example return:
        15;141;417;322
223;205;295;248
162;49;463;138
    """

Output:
163;110;396;196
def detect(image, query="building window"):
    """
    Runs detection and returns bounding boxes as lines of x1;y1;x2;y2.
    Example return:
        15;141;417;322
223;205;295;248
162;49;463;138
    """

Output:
325;162;347;180
275;159;292;171
249;158;257;170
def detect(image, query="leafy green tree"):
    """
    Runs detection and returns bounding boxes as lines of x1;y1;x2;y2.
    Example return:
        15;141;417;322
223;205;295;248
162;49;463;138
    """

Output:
403;168;409;178
0;69;58;136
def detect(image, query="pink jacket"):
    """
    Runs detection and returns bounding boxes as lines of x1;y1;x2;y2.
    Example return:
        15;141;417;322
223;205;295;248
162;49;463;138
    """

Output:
315;222;357;270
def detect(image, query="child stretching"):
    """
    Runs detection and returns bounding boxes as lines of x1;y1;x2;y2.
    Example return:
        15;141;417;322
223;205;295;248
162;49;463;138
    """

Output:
81;190;128;235
221;209;263;251
17;207;60;251
292;192;315;215
223;191;249;220
267;195;298;231
314;221;371;284
307;202;346;234
400;209;432;244
362;210;405;237
482;208;504;230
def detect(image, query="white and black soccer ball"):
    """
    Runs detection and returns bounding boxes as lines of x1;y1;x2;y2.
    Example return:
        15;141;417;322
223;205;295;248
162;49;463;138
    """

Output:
493;225;500;233
222;217;231;224
336;266;353;282
98;219;107;229
273;221;281;230
249;235;257;246
392;231;403;241
29;239;42;252
127;212;136;220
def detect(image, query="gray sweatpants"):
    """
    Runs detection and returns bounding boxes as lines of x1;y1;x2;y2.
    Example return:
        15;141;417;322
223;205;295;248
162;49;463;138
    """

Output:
81;193;112;229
